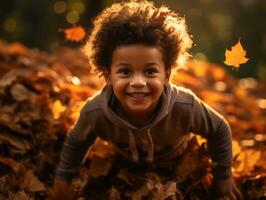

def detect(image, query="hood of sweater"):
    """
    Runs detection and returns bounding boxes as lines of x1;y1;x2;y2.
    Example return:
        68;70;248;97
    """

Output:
101;82;176;163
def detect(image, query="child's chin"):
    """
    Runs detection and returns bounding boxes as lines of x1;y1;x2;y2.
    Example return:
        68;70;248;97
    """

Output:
126;106;153;115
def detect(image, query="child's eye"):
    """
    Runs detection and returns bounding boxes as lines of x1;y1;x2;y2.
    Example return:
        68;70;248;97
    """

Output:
118;69;131;77
145;68;158;76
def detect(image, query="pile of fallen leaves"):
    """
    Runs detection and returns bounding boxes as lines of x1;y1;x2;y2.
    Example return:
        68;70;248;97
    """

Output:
0;40;265;199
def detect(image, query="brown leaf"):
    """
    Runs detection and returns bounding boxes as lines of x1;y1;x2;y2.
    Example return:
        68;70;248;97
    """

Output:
22;170;46;192
10;83;36;102
176;137;210;182
89;157;112;178
109;186;121;200
117;169;134;187
0;133;31;152
234;149;261;173
0;157;24;174
152;182;177;200
10;191;33;200
131;184;149;200
86;138;115;159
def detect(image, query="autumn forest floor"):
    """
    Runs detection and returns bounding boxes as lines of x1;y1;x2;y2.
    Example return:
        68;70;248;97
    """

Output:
0;40;265;200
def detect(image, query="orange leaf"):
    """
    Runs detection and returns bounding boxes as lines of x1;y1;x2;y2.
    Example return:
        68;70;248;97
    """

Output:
62;26;86;42
224;39;249;68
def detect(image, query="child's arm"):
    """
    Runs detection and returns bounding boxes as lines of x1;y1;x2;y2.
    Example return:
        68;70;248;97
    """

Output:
52;107;97;199
190;94;242;199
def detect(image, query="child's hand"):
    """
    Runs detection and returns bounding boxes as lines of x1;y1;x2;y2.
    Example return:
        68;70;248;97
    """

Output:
211;176;243;200
50;179;75;200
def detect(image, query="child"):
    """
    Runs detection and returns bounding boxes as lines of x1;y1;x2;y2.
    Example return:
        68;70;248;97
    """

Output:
52;0;242;199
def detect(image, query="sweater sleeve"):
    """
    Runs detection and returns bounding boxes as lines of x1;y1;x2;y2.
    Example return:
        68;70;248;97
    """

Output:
55;107;97;183
189;94;233;179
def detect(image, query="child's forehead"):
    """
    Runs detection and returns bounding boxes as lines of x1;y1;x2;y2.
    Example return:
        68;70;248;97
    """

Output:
112;44;164;65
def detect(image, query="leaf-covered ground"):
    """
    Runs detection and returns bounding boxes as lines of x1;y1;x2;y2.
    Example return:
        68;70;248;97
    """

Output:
0;40;265;200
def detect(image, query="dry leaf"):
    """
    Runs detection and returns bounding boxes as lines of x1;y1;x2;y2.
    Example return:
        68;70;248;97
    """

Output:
10;191;33;200
109;186;121;200
22;170;46;192
86;138;115;159
117;169;134;187
131;184;150;200
0;132;31;152
152;182;177;200
10;83;36;102
62;26;86;42
232;139;241;158
224;39;249;68
0;157;24;174
50;100;66;119
234;149;261;173
89;157;112;178
7;42;28;56
175;137;210;182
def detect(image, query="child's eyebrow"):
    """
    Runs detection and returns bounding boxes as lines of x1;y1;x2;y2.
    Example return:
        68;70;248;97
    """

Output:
144;62;160;66
116;62;160;66
116;62;131;66
116;62;159;65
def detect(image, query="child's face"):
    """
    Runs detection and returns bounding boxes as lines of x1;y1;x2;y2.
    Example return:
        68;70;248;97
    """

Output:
106;44;169;118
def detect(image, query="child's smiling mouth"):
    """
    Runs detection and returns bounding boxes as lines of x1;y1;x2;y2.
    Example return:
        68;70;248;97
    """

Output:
126;92;151;101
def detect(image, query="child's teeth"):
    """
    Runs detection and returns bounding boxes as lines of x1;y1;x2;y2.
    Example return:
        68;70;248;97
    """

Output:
131;93;146;98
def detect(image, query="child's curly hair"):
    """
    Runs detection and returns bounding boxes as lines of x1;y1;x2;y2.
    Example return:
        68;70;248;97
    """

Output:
82;0;193;75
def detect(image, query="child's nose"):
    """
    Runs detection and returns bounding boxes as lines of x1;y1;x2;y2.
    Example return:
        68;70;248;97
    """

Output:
129;74;146;87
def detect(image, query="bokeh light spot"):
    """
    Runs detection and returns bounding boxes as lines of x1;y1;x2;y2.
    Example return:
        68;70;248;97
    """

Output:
66;11;79;24
54;1;67;14
194;52;207;61
238;78;258;89
257;99;266;109
214;81;227;92
3;18;17;33
72;2;86;14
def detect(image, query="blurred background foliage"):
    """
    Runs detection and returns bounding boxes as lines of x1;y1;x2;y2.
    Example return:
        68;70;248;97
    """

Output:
0;0;265;80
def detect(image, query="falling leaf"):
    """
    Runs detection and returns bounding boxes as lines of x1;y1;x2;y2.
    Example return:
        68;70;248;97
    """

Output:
224;39;249;68
62;26;86;42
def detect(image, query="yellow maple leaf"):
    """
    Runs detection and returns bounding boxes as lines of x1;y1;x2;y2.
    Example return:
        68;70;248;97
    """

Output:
224;39;249;68
61;26;86;42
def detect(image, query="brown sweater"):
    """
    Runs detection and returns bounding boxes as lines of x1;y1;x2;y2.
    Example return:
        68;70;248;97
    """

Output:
55;83;233;183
